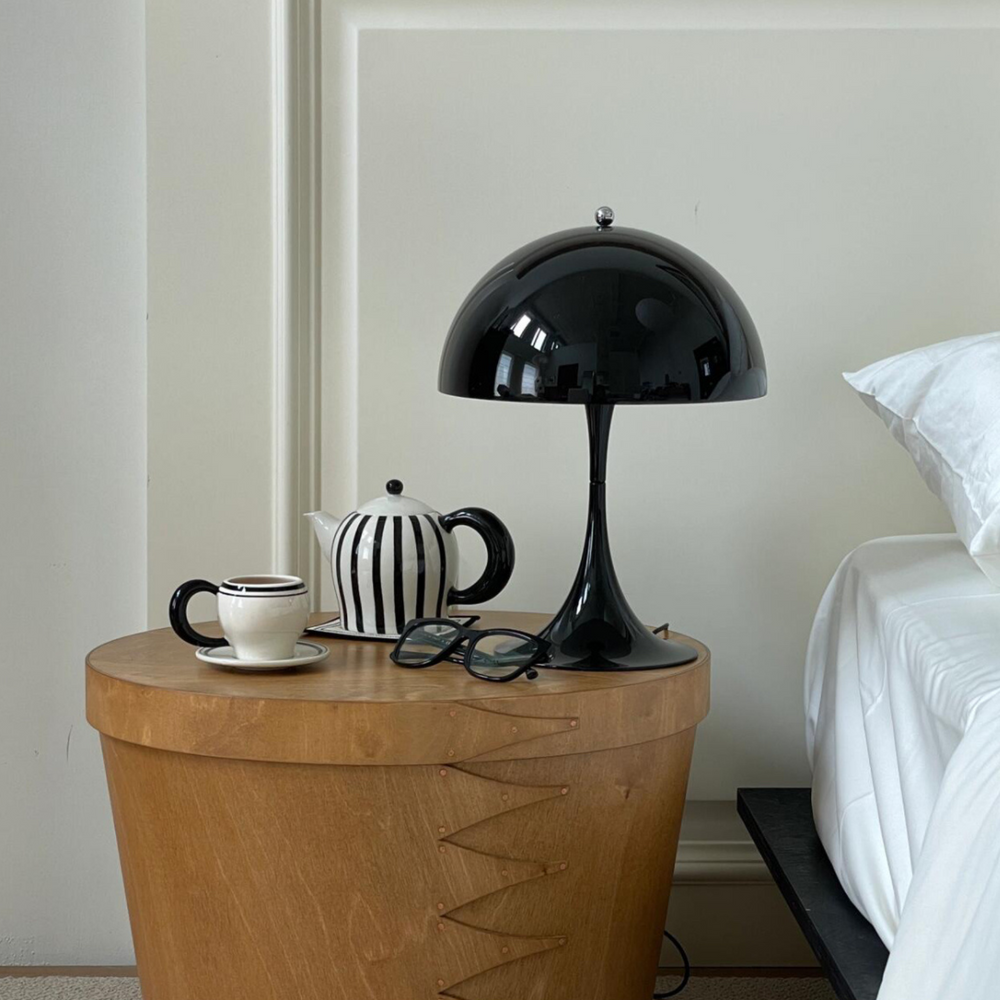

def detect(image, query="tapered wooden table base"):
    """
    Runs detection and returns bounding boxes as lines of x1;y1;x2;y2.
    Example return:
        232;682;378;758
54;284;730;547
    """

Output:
88;612;709;1000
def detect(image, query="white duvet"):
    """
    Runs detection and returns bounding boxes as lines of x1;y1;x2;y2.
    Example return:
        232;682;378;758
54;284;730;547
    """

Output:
805;534;1000;1000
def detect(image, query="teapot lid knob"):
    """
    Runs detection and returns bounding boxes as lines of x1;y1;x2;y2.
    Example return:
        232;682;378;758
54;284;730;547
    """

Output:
386;479;403;496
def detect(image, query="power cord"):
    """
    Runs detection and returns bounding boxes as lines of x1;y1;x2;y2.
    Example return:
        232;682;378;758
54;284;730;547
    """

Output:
653;929;691;998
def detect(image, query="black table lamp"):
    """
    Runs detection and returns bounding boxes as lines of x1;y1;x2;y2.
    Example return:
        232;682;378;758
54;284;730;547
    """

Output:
439;208;766;671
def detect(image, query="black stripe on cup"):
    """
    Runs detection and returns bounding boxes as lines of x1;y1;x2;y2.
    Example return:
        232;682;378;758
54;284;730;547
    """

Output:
220;579;305;595
410;515;426;619
371;516;387;635
334;512;360;630
392;517;405;634
350;514;371;635
425;515;447;617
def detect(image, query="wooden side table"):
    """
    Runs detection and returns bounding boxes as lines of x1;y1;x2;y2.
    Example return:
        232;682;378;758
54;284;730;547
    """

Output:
86;611;709;1000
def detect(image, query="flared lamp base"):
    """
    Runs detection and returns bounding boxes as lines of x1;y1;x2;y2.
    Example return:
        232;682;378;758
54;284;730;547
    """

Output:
539;600;698;672
536;403;699;672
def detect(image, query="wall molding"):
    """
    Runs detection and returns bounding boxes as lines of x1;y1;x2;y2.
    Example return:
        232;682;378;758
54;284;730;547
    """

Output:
304;2;1000;613
341;1;1000;31
674;840;770;885
272;0;321;594
667;803;808;965
674;800;770;885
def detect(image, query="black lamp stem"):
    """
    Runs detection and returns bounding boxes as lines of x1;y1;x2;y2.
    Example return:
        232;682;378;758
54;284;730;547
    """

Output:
539;403;699;671
587;400;612;490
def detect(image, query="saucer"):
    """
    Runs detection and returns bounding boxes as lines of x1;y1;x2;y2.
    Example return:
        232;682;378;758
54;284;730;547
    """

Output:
195;640;330;671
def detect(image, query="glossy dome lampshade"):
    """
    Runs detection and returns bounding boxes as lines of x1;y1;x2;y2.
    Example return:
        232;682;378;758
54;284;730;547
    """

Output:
439;208;766;670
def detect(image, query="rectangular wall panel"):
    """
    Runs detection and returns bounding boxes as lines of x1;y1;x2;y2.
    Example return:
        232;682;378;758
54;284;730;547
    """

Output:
333;26;1000;797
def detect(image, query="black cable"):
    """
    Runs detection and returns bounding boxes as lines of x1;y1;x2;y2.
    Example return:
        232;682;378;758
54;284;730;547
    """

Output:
653;929;691;998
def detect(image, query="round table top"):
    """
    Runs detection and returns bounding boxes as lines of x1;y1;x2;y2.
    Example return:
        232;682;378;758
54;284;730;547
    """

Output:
87;611;710;766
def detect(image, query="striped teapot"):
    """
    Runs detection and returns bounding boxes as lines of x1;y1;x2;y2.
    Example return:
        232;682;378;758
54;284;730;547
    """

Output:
305;480;514;637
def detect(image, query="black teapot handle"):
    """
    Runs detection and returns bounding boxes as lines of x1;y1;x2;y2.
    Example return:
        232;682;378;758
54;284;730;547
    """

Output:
439;507;515;606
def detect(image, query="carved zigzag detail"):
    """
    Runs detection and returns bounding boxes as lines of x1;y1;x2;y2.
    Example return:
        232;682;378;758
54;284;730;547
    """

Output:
427;916;566;994
431;765;569;837
431;702;580;761
423;766;570;995
431;840;567;914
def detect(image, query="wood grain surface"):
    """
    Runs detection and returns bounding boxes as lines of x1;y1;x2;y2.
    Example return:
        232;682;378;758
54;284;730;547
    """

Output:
87;612;709;765
103;730;695;1000
90;612;709;1000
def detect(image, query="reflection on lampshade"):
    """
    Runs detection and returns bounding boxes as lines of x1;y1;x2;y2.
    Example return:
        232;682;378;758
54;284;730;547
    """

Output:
439;209;766;670
441;221;765;408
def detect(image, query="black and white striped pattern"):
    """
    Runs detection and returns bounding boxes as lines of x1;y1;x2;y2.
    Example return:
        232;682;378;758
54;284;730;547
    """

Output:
331;512;457;635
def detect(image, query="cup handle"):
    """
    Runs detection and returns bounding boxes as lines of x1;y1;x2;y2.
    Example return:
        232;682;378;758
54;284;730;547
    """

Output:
440;508;515;606
169;579;227;648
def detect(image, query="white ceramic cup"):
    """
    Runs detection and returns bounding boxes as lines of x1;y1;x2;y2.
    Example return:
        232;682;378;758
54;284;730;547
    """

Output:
169;575;310;662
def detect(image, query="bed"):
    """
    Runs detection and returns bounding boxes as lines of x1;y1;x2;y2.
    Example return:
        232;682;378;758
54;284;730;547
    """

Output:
805;532;1000;1000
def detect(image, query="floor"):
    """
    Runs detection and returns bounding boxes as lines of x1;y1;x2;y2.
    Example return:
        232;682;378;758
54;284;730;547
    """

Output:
0;975;836;998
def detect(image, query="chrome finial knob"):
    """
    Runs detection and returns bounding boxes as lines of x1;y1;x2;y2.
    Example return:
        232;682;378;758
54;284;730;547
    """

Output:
595;206;615;229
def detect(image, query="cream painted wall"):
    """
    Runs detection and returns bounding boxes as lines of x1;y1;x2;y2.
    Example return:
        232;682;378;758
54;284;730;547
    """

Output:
0;0;146;963
146;0;278;628
330;25;1000;798
3;0;995;968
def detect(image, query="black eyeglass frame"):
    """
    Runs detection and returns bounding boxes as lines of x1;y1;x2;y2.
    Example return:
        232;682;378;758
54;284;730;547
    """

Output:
390;616;550;683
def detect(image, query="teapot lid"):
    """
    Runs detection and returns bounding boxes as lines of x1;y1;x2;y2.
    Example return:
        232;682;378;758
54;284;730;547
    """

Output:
357;480;436;517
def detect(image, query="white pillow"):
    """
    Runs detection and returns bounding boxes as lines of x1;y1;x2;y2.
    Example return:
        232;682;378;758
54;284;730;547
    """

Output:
845;331;1000;587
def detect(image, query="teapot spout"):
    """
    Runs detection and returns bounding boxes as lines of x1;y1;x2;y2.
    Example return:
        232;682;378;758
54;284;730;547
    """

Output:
304;511;341;562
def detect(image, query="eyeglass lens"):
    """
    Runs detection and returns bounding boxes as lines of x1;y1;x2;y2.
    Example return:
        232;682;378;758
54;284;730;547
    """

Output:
396;622;461;666
467;633;539;678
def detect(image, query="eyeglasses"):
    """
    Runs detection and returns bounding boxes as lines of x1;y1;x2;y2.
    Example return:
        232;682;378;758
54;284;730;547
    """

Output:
390;616;549;682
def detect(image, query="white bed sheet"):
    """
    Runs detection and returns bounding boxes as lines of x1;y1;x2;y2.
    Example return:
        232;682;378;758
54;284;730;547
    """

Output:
805;534;1000;1000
